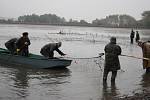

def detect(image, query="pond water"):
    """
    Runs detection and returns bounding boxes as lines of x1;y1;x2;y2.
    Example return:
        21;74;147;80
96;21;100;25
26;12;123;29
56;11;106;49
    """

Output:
0;24;150;100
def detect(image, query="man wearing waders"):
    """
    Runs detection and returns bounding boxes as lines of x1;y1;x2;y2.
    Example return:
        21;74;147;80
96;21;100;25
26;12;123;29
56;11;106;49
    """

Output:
130;29;135;44
103;37;122;82
135;31;140;43
138;41;150;73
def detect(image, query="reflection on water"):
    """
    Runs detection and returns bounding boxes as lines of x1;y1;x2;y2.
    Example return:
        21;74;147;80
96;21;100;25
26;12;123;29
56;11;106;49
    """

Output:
102;81;120;100
141;73;150;89
0;64;71;100
13;68;29;98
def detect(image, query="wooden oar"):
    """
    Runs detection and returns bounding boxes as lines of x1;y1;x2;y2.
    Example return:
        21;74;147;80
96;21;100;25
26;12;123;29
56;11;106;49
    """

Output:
120;54;150;60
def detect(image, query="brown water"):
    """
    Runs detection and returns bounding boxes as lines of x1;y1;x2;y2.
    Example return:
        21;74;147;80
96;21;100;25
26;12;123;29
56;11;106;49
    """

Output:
0;24;150;100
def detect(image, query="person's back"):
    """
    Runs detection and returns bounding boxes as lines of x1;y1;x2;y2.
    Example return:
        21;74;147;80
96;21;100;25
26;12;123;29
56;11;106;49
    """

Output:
103;37;122;82
5;38;18;54
135;31;140;42
40;43;57;57
130;29;135;44
40;42;65;58
104;40;121;71
130;30;135;38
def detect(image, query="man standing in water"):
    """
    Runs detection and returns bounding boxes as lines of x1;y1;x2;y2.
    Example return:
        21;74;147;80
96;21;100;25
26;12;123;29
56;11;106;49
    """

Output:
103;37;122;82
138;41;150;73
130;29;135;44
135;31;140;43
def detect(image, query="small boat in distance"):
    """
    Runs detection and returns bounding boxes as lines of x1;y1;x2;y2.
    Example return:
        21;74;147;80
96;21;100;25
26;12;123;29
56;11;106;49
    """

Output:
0;48;72;69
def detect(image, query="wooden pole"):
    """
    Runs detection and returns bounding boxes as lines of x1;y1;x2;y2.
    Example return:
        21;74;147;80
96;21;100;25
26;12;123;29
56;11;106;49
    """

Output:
120;54;150;60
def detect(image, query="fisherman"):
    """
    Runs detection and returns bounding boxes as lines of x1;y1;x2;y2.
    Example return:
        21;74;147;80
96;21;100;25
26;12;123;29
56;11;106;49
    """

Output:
130;29;135;44
40;42;66;58
103;37;122;82
5;38;18;54
135;31;140;43
138;41;150;73
16;32;31;56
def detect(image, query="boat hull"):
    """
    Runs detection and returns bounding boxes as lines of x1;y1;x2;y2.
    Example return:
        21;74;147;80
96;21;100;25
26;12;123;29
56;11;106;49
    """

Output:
0;48;72;69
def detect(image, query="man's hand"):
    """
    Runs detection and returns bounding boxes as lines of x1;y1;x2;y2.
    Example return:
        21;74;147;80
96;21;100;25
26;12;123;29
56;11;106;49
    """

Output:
61;54;66;56
16;48;20;52
24;42;28;45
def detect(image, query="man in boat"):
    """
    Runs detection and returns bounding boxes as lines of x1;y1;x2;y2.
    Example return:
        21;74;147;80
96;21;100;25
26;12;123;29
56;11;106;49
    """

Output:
103;37;122;83
5;38;18;54
138;40;150;73
40;42;66;58
130;29;135;44
16;32;31;56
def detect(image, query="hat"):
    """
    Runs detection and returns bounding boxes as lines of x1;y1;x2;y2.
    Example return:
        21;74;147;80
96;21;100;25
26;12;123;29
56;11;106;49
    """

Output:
22;32;28;36
110;37;116;44
56;42;62;48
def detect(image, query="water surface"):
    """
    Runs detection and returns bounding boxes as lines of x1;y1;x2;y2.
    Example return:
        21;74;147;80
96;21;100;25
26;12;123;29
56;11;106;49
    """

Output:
0;24;150;100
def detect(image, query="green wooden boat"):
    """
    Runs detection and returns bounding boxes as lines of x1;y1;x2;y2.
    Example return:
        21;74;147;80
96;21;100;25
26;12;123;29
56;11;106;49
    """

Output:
0;48;72;68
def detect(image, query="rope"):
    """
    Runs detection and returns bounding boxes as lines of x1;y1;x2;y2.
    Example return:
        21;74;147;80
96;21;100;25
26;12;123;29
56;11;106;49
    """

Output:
120;54;150;60
60;54;104;71
58;53;105;60
61;53;104;60
62;56;102;59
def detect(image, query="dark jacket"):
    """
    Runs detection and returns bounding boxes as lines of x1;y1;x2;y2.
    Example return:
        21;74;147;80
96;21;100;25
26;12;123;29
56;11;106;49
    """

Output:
130;30;135;38
40;43;65;57
135;33;140;42
16;37;30;50
5;38;18;53
104;42;122;71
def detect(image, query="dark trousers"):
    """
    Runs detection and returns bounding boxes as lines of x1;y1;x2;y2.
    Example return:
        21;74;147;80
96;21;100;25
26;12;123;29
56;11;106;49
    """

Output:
40;50;54;58
5;44;16;54
131;38;133;44
146;67;150;73
20;48;29;56
48;52;54;58
103;69;117;82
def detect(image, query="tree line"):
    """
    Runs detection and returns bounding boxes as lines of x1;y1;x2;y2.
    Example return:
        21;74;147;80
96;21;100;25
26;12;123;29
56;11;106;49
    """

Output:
0;11;150;28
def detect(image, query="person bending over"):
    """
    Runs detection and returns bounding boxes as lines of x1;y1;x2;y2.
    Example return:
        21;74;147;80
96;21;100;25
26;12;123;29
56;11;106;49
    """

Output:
5;38;18;54
40;42;66;58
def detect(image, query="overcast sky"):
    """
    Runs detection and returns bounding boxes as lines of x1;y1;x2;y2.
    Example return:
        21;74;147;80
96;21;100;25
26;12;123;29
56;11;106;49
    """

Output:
0;0;149;22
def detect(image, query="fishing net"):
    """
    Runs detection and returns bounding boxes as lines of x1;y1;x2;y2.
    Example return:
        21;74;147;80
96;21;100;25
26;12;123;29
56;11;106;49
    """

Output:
63;56;104;73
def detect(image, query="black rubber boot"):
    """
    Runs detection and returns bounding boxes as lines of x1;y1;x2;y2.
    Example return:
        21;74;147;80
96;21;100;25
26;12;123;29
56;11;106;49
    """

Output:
146;67;150;73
